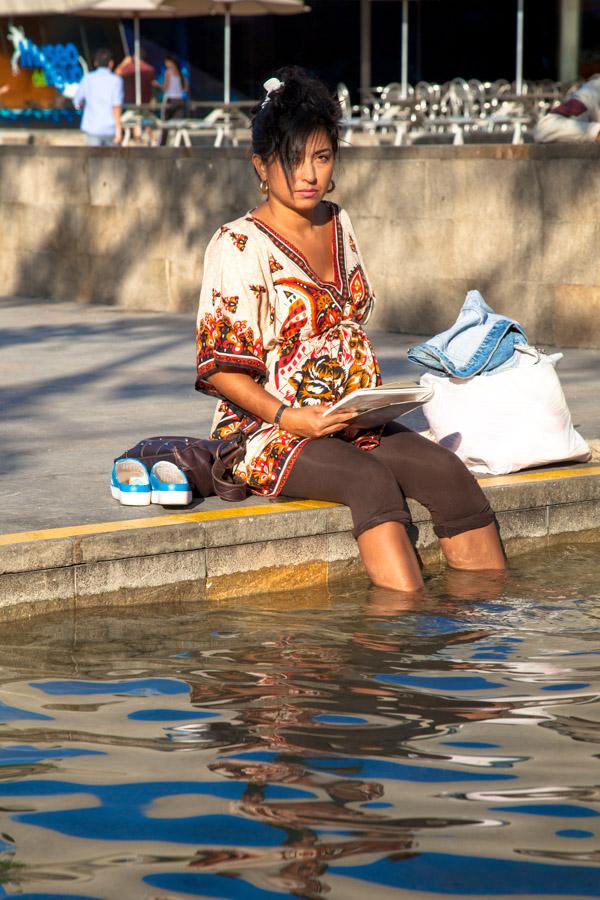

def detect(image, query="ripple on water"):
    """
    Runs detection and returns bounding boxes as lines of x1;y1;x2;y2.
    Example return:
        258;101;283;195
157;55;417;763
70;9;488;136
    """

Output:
0;543;599;897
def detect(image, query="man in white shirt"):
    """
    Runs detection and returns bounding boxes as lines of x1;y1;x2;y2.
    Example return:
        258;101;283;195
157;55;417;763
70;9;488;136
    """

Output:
74;48;124;146
534;75;600;143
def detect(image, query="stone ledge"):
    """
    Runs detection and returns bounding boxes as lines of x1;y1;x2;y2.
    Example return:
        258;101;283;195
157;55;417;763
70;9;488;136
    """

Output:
0;465;599;616
2;466;597;575
2;144;599;161
3;145;600;346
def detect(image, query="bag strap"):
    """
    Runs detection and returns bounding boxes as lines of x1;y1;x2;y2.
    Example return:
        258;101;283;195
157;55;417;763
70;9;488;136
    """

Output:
211;433;248;502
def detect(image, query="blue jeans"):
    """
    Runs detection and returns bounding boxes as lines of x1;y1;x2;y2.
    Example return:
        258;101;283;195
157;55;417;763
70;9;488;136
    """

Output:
85;134;115;147
408;290;527;378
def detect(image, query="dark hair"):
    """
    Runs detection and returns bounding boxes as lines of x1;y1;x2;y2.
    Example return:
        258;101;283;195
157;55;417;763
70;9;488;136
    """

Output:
93;48;112;69
251;66;341;181
164;55;182;79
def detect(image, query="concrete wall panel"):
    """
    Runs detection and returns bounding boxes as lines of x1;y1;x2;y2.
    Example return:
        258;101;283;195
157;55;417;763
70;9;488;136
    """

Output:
2;144;600;345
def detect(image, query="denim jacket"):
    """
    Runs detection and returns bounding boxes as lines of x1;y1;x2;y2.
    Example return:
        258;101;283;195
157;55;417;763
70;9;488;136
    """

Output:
407;291;528;378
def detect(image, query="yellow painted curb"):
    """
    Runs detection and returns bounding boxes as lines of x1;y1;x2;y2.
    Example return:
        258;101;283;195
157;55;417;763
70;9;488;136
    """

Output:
1;465;599;549
480;465;600;487
0;499;338;548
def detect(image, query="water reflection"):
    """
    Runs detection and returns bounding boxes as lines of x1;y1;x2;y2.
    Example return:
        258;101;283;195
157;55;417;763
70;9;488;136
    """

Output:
0;543;599;897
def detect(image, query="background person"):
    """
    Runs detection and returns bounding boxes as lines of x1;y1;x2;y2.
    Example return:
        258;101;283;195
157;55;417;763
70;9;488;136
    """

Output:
195;67;505;593
156;55;187;146
115;47;156;105
73;47;123;146
534;75;600;142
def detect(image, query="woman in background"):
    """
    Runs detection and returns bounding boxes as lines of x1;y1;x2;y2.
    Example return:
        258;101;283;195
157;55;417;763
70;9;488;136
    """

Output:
156;55;186;145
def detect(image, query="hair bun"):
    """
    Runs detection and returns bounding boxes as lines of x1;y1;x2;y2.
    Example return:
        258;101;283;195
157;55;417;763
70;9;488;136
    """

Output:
251;66;342;182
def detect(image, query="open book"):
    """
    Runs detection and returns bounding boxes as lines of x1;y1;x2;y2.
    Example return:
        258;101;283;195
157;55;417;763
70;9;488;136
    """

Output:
323;380;434;428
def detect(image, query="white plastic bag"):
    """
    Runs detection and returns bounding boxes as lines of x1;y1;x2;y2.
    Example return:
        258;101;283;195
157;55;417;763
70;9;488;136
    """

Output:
421;347;591;475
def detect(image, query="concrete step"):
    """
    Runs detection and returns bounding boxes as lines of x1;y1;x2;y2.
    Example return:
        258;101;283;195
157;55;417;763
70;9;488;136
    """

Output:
1;464;599;619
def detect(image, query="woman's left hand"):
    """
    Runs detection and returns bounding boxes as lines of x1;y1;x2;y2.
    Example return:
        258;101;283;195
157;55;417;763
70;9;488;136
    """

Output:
279;405;357;439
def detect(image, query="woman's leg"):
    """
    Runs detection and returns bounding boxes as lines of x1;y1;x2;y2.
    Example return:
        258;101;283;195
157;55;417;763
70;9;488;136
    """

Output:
439;523;506;571
357;521;424;591
159;99;185;145
372;424;506;571
283;438;424;592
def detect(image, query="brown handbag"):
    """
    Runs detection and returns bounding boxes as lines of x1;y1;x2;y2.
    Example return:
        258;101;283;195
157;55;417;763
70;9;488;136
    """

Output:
115;432;247;502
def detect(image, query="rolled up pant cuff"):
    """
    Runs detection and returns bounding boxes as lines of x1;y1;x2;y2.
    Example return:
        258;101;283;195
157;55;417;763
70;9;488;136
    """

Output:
433;508;495;539
353;511;412;540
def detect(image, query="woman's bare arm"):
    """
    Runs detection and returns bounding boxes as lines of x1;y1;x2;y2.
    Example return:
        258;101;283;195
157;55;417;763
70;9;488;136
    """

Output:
207;368;356;439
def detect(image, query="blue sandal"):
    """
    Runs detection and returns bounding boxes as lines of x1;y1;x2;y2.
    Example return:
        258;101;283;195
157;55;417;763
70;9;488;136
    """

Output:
149;461;192;506
110;459;151;506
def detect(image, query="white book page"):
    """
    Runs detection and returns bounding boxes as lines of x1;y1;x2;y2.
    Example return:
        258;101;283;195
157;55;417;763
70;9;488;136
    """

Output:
323;384;433;417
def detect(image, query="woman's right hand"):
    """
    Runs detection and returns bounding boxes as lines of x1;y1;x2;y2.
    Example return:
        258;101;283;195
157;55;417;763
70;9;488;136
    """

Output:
280;405;357;439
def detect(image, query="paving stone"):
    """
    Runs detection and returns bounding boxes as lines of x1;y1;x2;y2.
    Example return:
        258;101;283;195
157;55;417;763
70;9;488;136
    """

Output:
485;470;600;513
326;531;360;563
203;505;331;548
75;578;203;610
205;535;326;578
0;538;74;575
324;505;353;534
75;523;205;564
74;549;206;599
0;567;75;609
548;500;600;536
496;506;549;542
206;560;328;601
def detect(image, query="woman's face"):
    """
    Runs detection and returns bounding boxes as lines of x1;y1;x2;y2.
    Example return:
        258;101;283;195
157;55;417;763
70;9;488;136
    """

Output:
254;129;335;213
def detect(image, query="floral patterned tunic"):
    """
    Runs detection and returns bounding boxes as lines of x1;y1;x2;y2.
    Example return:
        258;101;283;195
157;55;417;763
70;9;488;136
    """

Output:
195;201;382;497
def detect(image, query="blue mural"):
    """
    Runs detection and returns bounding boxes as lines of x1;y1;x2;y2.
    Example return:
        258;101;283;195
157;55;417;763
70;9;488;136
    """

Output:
7;25;86;98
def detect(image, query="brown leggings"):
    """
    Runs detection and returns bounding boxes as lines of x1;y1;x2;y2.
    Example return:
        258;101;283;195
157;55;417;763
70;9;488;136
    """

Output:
283;423;494;540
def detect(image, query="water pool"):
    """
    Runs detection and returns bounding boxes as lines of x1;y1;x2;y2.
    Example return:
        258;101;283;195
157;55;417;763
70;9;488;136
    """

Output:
0;541;599;899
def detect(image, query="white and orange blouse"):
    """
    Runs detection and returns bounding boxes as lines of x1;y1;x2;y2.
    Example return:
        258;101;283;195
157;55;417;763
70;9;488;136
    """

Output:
195;201;382;496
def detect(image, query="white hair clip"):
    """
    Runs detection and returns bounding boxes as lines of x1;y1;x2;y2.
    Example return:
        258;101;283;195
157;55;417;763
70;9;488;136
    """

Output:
261;77;284;107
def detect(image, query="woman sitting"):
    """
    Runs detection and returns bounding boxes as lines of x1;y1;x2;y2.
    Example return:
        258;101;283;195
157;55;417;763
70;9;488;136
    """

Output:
195;67;505;592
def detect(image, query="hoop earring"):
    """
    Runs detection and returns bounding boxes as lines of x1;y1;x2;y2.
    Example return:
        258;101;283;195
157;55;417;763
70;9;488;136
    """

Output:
259;179;269;194
327;179;336;193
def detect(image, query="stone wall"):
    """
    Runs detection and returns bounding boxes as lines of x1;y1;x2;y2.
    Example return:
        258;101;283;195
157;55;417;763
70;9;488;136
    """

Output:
1;143;599;346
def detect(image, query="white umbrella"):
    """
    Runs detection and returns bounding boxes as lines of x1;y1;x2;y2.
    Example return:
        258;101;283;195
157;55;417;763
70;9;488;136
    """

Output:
0;1;102;10
80;0;309;106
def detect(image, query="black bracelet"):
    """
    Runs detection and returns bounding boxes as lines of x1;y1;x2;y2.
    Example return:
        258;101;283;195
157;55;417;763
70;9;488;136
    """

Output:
273;403;287;427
